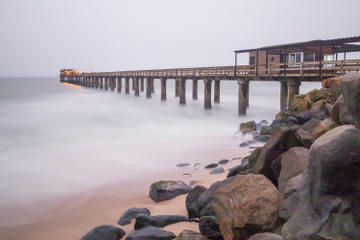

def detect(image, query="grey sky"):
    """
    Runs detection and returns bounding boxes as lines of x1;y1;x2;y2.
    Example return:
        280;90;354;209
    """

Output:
0;0;359;77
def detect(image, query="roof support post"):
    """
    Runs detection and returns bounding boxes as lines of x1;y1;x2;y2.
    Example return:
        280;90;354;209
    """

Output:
192;79;198;100
234;52;238;76
256;50;259;77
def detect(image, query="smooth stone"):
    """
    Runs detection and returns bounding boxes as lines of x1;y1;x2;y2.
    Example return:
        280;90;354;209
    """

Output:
81;225;125;240
118;208;150;226
340;72;360;128
134;214;189;230
175;230;209;240
217;159;229;165
186;185;207;219
249;233;282;240
204;163;218;169
126;226;176;240
177;163;191;167
210;167;225;175
149;181;192;203
199;216;223;240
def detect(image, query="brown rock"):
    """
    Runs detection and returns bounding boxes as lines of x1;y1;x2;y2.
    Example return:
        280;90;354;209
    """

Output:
176;230;209;240
311;117;337;139
322;76;341;89
213;174;282;240
310;99;324;110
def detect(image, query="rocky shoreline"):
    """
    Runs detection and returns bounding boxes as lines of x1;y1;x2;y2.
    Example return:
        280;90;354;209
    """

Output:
80;73;360;240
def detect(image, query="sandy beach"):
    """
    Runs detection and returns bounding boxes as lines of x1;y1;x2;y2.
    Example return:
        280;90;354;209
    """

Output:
0;147;249;240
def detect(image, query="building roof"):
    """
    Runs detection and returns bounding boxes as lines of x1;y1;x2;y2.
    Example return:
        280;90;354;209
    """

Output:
234;36;360;54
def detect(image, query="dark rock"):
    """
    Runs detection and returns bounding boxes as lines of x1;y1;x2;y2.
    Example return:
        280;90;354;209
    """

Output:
277;147;309;193
81;225;125;240
186;185;207;219
199;216;223;240
295;109;327;124
239;142;250;147
210;167;225;175
175;230;208;240
331;95;355;125
295;118;322;148
198;181;227;217
189;180;199;187
231;157;242;161
118;207;150;226
217;159;229;165
259;119;269;126
247;147;262;169
213;174;281;240
240;121;257;133
149;181;192;203
204;163;218;169
260;126;275;136
282;125;360;239
253;127;302;185
134;214;189;230
227;164;248;178
248;233;282;240
254;134;271;142
340;72;360;128
177;163;191;167
126;226;176;240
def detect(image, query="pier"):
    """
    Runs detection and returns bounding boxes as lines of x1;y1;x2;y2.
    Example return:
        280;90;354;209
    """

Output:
60;36;360;115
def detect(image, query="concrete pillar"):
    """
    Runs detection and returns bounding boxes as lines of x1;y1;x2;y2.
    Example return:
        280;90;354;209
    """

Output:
146;78;152;98
95;77;99;88
214;79;220;103
110;77;115;91
99;77;103;89
117;77;122;93
161;78;167;101
104;77;109;90
132;78;135;91
151;78;155;93
140;78;144;92
238;79;250;115
179;78;186;105
134;77;140;96
287;79;301;109
192;79;198;100
204;79;212;109
280;80;288;111
175;79;180;97
125;77;130;94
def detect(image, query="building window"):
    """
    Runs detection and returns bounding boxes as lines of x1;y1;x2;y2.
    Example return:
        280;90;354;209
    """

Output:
289;53;302;63
303;53;315;62
250;56;255;65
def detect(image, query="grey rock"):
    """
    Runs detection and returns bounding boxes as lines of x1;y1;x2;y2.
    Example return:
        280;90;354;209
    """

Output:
199;216;223;240
134;214;189;230
189;180;199;187
331;94;355;125
227;164;249;178
175;230;208;240
186;185;207;219
254;134;271;142
249;233;282;240
340;72;360;128
295;118;322;148
81;225;125;240
279;173;304;220
126;226;176;240
204;163;218;169
149;181;192;203
118;207;150;226
177;163;191;167
198;182;225;217
217;159;229;165
296;109;327;124
260;126;275;135
210;167;225;175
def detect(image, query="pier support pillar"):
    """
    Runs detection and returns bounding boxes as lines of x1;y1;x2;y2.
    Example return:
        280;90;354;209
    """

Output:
175;79;180;97
238;79;250;115
105;77;109;90
95;77;99;88
179;78;186;105
146;78;152;98
161;78;167;101
214;80;220;103
140;78;144;92
134;77;140;96
132;78;135;91
151;78;155;93
287;79;301;109
99;77;103;89
125;78;130;94
117;77;122;93
192;79;198;100
110;77;115;91
280;80;288;111
204;79;212;109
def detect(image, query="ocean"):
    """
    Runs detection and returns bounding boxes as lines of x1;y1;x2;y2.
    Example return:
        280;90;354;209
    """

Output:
0;77;321;226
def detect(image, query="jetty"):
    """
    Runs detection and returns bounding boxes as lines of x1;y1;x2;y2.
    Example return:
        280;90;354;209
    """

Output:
60;36;360;115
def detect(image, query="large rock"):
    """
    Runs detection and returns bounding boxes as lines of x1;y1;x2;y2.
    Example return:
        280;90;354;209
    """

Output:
118;208;150;226
240;121;257;133
340;72;360;128
186;185;207;219
81;225;125;240
126;226;176;240
149;181;192;202
198;181;228;217
175;230;208;240
330;95;355;125
199;216;223;240
248;233;282;240
311;117;337;139
295;109;327;124
277;147;309;193
282;125;360;239
253;127;302;185
213;174;282;240
295;118;321;148
134;214;189;230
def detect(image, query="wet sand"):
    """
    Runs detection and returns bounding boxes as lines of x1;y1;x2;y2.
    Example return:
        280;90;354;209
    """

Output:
0;149;249;240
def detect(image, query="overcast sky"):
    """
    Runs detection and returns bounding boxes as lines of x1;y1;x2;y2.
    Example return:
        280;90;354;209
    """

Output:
0;0;359;76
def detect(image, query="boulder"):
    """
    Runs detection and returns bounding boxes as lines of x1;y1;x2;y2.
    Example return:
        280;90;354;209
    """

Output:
81;225;125;240
295;109;327;124
240;121;257;133
205;163;218;169
213;174;282;240
134;214;189;230
186;185;207;219
126;226;176;240
260;126;275;136
277;147;309;193
118;208;151;226
149;181;192;203
199;216;223;240
311;99;324;110
279;173;304;221
311;117;337;139
322;76;341;89
248;233;282;240
331;95;355;125
295;118;321;148
254;134;271;143
198;181;228;217
340;72;360;128
210;167;225;175
253;127;302;185
176;230;208;240
282;125;360;239
218;159;229;165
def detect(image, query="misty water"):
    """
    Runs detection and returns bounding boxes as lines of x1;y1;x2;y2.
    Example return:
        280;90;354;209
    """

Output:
0;77;320;226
